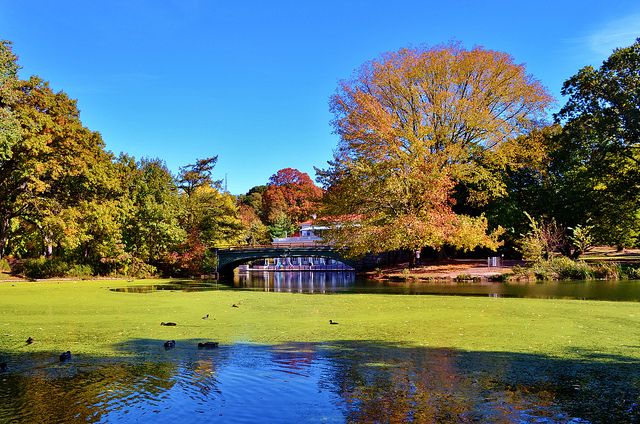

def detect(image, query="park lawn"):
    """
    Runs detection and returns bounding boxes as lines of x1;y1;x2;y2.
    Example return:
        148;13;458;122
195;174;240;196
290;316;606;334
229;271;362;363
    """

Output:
0;279;638;360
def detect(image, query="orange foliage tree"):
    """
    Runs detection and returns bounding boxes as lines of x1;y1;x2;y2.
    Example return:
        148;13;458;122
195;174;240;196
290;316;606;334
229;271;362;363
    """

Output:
319;43;553;257
263;168;323;225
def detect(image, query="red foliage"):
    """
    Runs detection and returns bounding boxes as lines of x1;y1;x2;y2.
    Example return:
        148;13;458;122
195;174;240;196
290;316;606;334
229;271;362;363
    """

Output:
164;232;207;275
263;168;323;224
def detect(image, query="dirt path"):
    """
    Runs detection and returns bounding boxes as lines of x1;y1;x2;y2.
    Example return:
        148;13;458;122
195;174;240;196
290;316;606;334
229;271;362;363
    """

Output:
371;259;521;280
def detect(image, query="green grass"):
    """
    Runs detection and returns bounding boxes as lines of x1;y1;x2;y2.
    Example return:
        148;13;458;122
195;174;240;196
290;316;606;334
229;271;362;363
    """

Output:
0;279;639;361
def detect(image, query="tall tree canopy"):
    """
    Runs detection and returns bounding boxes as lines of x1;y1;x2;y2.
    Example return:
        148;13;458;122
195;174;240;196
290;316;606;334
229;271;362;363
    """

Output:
262;168;323;225
319;43;553;256
0;41;118;258
548;38;640;247
177;156;221;197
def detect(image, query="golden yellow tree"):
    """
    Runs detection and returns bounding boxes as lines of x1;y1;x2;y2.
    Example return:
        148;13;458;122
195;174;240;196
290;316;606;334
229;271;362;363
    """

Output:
319;43;553;257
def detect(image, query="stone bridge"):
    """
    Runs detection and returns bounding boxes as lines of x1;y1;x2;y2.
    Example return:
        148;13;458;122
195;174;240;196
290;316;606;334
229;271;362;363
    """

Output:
215;245;374;276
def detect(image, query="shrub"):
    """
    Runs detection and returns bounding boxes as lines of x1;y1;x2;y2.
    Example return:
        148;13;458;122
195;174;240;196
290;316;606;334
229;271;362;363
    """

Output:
454;273;478;282
622;265;640;280
590;262;621;280
22;257;70;279
126;258;158;279
529;257;593;280
66;264;94;279
552;257;593;280
517;212;567;262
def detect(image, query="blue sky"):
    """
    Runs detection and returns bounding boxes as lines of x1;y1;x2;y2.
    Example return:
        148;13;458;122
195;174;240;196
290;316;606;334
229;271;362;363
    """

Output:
1;1;639;194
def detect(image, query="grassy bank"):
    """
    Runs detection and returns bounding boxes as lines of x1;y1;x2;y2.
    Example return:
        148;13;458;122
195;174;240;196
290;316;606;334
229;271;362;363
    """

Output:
0;279;639;360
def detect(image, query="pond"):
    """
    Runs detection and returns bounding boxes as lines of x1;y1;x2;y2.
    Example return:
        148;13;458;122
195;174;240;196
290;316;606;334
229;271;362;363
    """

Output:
3;275;640;423
112;271;640;302
1;341;638;423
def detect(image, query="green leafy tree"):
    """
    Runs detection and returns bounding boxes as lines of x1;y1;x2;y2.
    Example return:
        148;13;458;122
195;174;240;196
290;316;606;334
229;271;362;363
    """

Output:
117;155;186;264
268;212;297;239
177;156;222;197
551;38;640;248
171;186;245;274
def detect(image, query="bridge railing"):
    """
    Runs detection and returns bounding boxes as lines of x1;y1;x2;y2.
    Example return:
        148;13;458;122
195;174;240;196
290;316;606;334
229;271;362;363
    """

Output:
218;242;332;250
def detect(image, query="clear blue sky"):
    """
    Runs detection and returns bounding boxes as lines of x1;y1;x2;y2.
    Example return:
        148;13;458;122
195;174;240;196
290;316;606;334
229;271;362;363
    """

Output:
1;1;639;194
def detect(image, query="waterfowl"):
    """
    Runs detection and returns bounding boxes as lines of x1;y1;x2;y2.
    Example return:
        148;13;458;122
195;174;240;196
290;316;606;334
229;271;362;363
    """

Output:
26;337;34;344
163;340;176;350
0;362;7;372
59;351;72;362
202;314;209;319
329;320;339;325
232;304;239;308
161;322;177;326
198;342;219;349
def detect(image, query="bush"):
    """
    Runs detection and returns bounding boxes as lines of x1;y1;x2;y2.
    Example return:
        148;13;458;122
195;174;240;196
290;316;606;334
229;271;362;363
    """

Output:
21;257;70;279
621;265;640;280
124;258;158;279
552;257;593;280
454;273;478;282
590;262;621;280
66;264;94;279
0;258;10;273
529;257;593;280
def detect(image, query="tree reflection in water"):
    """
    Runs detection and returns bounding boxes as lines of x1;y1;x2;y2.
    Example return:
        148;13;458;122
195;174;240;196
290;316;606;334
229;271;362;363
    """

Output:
1;341;638;423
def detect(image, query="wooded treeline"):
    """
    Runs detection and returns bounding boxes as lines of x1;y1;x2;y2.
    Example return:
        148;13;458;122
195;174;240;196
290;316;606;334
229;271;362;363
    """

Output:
317;40;640;262
1;38;639;277
0;41;323;278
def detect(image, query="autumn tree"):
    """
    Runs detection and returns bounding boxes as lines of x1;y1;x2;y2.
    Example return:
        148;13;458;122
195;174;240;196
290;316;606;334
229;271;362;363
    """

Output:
238;204;270;245
319;43;553;257
0;41;119;259
238;185;267;220
262;168;323;224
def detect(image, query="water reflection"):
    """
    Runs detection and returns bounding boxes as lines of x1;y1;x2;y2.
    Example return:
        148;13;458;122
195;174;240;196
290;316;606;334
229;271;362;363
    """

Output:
234;271;356;293
1;341;638;423
233;273;640;301
108;274;640;301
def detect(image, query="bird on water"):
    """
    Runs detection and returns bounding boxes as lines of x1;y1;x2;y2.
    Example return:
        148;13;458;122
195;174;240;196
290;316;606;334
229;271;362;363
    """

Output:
161;322;177;326
329;320;339;325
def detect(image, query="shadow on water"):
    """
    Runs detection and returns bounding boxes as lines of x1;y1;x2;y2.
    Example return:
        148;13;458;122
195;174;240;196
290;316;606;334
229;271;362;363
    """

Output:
109;280;228;293
1;340;639;423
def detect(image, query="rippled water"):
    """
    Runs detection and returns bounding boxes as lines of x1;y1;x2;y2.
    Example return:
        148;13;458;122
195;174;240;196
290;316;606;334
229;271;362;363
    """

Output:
2;341;638;423
7;276;640;422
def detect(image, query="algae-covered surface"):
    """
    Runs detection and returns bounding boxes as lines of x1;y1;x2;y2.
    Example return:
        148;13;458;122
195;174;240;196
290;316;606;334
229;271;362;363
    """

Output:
0;279;638;358
1;279;639;422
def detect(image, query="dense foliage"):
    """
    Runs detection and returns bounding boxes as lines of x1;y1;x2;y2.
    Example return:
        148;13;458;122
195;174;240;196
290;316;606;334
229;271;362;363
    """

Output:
239;168;323;242
0;41;245;277
318;43;552;257
490;39;640;254
1;35;639;277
